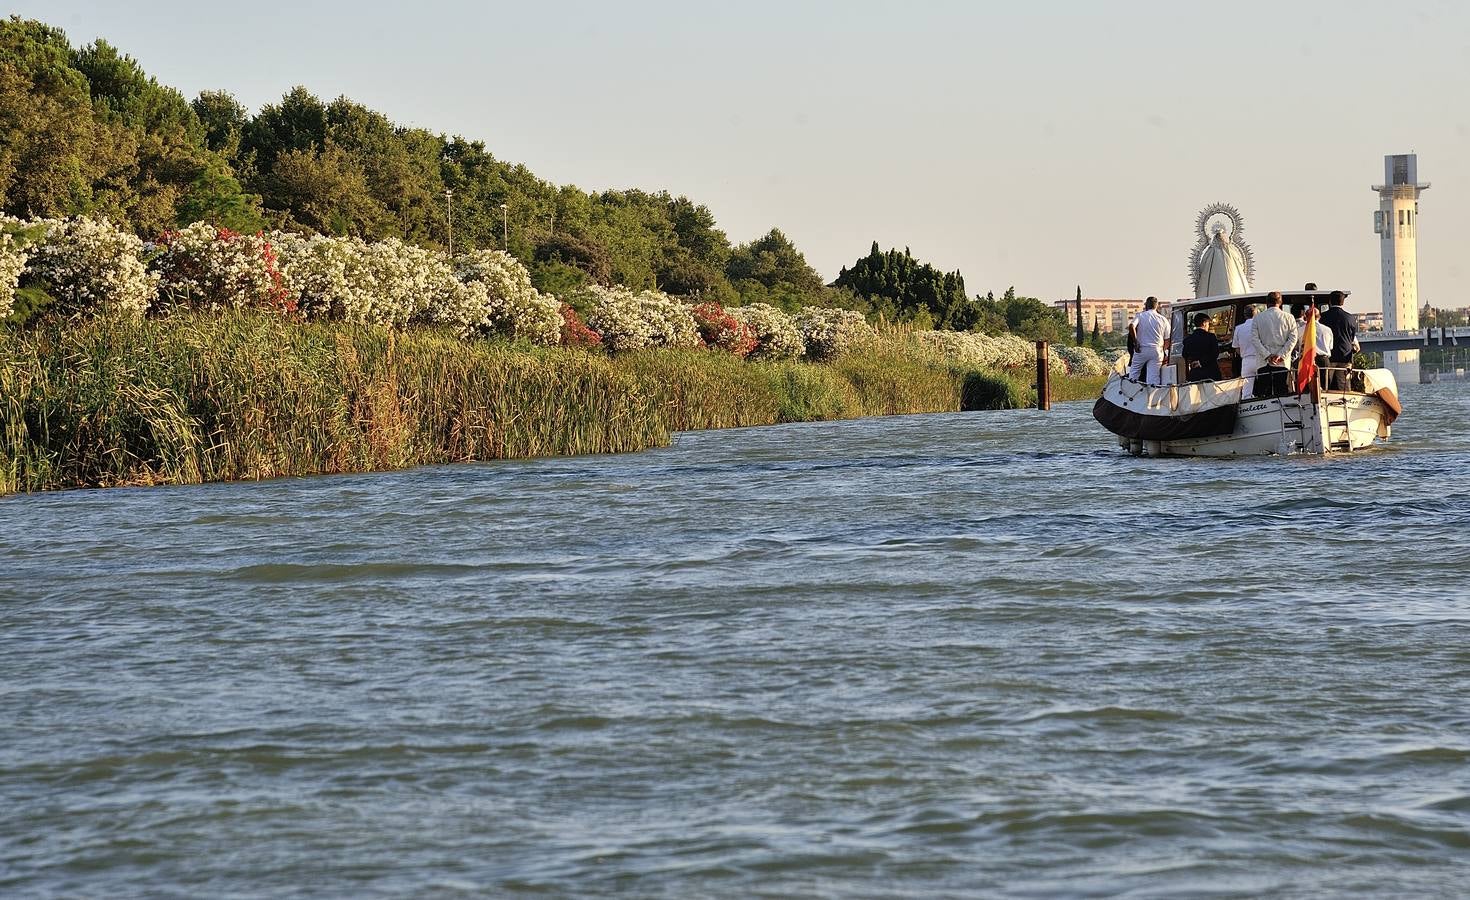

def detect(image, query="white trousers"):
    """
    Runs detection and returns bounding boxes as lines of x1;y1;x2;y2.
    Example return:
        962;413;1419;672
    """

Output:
1239;355;1261;398
1128;347;1166;384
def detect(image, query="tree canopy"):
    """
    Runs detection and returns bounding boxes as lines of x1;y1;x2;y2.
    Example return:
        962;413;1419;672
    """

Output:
0;15;1067;339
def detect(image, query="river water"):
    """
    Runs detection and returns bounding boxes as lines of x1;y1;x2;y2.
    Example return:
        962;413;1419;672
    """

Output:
3;384;1468;898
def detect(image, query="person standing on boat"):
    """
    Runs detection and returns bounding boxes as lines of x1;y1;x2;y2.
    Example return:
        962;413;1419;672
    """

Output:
1183;312;1225;381
1127;297;1171;383
1233;306;1260;397
1319;291;1359;390
1289;303;1307;367
1250;291;1298;397
1306;305;1333;368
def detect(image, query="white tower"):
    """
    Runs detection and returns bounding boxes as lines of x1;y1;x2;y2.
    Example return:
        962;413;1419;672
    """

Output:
1373;154;1428;384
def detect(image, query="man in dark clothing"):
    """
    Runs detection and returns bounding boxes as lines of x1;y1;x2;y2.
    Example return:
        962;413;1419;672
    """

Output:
1319;290;1358;389
1182;312;1225;382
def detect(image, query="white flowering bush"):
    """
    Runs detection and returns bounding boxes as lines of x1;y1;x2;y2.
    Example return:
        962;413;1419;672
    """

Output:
151;223;286;314
1055;344;1109;377
912;330;1110;375
730;303;803;360
587;286;701;352
271;231;361;321
350;238;453;328
444;249;562;344
22;217;156;317
913;330;1033;369
0;231;32;320
794;307;874;360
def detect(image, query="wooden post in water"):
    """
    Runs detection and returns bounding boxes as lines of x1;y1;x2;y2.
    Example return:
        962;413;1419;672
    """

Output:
1035;340;1051;410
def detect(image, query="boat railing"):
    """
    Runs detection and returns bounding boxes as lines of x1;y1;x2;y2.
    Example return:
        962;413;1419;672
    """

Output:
1117;364;1371;397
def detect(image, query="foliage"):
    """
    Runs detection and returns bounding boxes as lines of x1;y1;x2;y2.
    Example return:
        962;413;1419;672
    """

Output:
0;311;666;493
0;15;1080;353
586;285;701;353
0;230;31;319
1055;344;1110;377
961;372;1026;410
726;228;825;310
0;21;259;232
794;306;874;361
558;303;601;348
152;222;288;314
691;302;757;357
0;309;1111;495
22;216;156;317
912;329;1035;370
449;248;562;344
533;232;612;285
729;302;803;360
832;242;976;329
345;238;450;328
973;287;1071;342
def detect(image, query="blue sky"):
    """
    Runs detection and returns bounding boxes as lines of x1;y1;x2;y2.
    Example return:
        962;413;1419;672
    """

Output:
17;0;1470;310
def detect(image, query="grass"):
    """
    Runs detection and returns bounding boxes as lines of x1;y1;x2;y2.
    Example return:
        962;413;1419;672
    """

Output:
0;312;1100;494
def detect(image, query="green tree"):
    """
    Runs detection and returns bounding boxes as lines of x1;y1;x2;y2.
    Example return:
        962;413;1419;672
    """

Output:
263;141;385;236
71;38;255;233
192;90;248;160
726;228;825;310
0;18;129;220
832;242;972;328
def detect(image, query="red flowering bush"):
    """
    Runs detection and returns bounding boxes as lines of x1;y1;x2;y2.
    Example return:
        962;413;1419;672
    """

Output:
692;302;757;357
559;303;602;348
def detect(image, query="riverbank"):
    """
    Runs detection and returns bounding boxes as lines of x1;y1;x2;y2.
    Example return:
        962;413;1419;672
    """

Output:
0;312;1104;494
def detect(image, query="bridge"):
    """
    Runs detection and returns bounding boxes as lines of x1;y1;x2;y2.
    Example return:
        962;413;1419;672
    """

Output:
1358;327;1470;353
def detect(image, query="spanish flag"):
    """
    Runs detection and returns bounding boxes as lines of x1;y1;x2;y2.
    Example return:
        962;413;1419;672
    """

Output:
1296;307;1318;394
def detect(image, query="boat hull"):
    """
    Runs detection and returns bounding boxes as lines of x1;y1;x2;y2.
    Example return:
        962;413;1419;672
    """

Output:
1094;369;1397;457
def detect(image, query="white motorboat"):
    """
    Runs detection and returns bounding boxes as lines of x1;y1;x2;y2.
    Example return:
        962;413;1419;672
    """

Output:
1093;290;1402;457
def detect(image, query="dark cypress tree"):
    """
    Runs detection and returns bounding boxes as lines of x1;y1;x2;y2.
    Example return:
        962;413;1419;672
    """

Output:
1075;285;1084;344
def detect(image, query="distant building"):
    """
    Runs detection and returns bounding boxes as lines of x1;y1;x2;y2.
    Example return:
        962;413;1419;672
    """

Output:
1373;153;1428;382
1052;298;1145;333
1359;311;1384;332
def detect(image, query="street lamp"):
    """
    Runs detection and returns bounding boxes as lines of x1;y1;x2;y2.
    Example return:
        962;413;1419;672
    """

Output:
444;188;454;257
500;203;509;251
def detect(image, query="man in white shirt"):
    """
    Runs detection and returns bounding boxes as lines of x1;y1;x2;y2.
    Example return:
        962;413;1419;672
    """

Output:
1233;306;1259;397
1250;291;1298;397
1127;296;1171;384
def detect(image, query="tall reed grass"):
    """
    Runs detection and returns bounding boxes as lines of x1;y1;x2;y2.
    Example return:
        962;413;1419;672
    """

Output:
0;312;1097;494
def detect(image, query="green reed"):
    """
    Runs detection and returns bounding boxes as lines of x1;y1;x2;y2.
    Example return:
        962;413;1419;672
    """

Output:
0;314;1074;494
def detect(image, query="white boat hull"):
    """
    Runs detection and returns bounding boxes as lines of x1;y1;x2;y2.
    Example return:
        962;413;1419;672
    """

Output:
1144;392;1390;457
1095;367;1400;458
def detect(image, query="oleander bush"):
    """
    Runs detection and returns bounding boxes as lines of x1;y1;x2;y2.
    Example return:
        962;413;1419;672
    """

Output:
152;223;290;314
691;301;757;357
449;249;563;344
0;232;33;321
559;303;602;348
18;217;156;318
1055;344;1110;377
586;285;701;352
730;302;803;360
795;306;875;360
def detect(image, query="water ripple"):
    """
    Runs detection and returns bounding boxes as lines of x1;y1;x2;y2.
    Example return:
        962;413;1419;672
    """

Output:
2;384;1469;897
